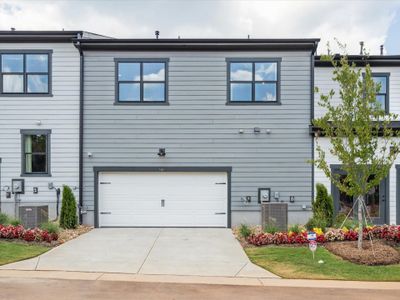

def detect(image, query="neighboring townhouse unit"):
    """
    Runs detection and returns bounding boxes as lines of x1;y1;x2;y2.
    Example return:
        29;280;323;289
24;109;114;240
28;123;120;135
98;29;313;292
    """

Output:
0;31;106;222
76;38;319;227
313;55;400;225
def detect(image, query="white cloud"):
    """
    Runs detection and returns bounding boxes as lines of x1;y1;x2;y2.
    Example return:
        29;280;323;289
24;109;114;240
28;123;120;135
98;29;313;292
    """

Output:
0;0;399;54
231;69;252;81
143;68;165;81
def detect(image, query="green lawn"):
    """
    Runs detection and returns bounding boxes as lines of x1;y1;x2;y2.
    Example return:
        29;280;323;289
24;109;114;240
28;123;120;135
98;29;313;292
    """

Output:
246;246;400;281
0;241;50;266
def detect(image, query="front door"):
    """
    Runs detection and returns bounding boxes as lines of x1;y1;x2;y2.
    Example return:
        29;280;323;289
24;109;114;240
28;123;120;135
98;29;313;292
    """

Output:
331;166;387;224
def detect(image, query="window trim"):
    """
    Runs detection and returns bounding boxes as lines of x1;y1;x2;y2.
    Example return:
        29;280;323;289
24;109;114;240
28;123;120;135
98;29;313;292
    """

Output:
114;58;169;105
20;129;51;177
226;58;281;105
0;50;53;97
371;72;390;114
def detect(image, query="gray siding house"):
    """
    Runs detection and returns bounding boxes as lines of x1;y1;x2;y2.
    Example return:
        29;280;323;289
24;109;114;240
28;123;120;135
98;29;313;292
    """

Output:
4;32;397;228
77;39;319;227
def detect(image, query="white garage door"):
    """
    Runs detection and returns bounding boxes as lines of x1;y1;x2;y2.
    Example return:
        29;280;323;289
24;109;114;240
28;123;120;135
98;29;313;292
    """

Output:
98;172;228;227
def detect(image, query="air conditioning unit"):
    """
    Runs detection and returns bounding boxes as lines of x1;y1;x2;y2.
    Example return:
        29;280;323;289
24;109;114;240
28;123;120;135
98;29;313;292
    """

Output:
19;206;48;228
261;203;288;231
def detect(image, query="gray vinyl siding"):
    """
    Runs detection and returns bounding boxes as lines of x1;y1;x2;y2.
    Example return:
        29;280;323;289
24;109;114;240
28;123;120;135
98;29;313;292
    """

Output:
0;43;80;218
82;51;313;224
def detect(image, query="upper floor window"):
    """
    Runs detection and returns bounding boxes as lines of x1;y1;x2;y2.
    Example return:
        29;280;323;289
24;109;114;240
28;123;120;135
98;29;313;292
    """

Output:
21;129;51;177
227;59;280;104
116;59;168;103
0;52;51;95
372;73;389;113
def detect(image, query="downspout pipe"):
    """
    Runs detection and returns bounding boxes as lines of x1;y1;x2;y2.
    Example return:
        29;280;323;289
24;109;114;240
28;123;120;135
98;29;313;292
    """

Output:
74;38;84;224
0;158;2;212
310;41;318;202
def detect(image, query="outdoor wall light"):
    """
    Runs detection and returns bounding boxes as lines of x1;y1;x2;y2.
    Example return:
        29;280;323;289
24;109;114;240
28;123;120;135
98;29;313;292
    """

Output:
158;148;166;157
290;196;295;203
238;129;244;134
266;129;271;134
87;152;93;158
36;120;42;126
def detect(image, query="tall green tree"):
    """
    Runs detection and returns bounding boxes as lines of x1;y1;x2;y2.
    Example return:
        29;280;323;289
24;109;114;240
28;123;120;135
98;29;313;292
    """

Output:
313;47;400;249
59;185;78;229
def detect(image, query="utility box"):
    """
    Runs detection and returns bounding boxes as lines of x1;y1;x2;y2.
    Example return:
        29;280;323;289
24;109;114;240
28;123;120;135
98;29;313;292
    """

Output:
261;203;288;231
19;206;48;229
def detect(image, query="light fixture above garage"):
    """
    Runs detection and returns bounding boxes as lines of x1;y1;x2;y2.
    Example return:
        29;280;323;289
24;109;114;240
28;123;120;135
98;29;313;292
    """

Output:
158;148;166;157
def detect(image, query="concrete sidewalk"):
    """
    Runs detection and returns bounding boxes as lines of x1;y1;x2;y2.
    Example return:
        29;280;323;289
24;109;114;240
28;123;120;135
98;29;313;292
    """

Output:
0;228;277;278
0;269;399;290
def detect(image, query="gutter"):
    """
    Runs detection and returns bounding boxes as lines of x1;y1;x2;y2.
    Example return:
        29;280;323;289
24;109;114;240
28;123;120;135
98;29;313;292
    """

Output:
72;38;321;52
74;38;84;224
310;53;315;202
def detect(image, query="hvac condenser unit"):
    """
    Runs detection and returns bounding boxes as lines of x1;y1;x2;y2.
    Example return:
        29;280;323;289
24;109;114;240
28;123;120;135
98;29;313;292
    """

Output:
19;206;48;229
261;203;288;232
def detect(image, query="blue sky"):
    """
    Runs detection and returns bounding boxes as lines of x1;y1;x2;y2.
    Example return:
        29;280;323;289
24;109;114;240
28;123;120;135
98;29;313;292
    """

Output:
0;0;399;54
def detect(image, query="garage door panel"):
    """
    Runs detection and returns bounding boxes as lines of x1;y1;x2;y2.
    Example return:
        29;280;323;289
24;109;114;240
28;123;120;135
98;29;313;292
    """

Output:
100;214;226;227
102;200;225;211
98;171;228;227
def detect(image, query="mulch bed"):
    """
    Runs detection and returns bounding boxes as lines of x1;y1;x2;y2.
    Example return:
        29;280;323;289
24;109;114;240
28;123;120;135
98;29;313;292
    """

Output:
57;225;92;245
325;240;400;265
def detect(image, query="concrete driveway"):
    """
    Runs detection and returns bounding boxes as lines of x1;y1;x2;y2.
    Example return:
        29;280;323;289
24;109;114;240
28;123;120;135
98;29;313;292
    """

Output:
0;228;277;278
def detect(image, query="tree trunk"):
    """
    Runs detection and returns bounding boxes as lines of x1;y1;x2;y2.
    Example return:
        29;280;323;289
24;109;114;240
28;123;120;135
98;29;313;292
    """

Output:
357;195;364;249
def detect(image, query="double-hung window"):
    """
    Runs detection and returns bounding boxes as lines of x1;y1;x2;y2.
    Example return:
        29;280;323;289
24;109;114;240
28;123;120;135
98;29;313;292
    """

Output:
227;59;280;104
372;73;389;113
0;52;51;95
116;59;168;103
21;130;51;176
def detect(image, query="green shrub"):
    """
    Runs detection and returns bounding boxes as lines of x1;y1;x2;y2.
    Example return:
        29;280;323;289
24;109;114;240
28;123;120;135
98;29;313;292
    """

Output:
9;218;21;226
288;224;301;234
40;221;60;234
312;183;334;226
0;212;10;225
238;224;252;239
333;213;350;228
305;211;328;232
59;185;78;229
264;224;279;234
333;213;372;229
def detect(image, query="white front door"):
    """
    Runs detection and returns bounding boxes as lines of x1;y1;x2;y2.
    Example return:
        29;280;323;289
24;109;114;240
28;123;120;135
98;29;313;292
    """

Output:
98;172;228;227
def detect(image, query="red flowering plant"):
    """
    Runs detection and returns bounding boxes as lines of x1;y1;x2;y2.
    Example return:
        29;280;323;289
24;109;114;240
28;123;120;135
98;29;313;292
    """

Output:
23;229;36;242
246;225;400;246
0;224;58;243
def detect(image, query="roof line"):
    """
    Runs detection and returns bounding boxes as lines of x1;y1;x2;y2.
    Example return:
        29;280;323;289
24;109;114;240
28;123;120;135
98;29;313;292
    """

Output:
315;54;400;67
75;38;320;43
73;38;320;53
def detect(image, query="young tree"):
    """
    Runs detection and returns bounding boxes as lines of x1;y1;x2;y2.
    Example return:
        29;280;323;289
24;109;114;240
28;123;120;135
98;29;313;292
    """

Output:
59;185;78;229
313;48;400;249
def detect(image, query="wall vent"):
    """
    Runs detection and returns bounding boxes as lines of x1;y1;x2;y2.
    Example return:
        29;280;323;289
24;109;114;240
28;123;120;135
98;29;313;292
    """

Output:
261;203;288;231
19;206;48;229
